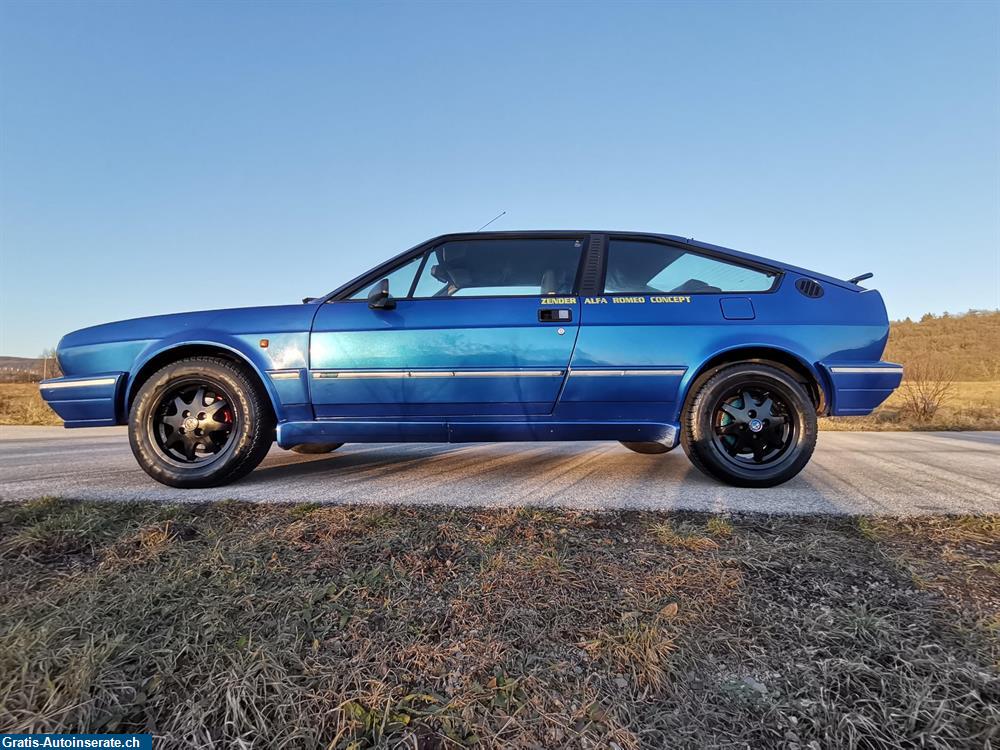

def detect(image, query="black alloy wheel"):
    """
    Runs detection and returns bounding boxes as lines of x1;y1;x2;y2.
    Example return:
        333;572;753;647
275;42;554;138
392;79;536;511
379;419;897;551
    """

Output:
129;357;274;488
681;362;817;487
711;386;795;467
151;380;237;465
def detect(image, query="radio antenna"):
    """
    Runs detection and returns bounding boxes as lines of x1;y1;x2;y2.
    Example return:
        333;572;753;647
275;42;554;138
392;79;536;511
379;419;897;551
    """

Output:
476;210;506;232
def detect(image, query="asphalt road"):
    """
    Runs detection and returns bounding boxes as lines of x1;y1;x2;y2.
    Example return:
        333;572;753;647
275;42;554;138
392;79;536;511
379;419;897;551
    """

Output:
1;425;998;515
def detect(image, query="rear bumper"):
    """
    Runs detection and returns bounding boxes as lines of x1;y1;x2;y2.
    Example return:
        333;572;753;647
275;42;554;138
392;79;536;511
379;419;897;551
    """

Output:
39;372;126;427
818;361;903;416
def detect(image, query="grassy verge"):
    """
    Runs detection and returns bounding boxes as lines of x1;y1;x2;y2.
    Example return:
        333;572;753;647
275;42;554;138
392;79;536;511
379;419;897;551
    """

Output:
1;500;997;748
0;383;61;425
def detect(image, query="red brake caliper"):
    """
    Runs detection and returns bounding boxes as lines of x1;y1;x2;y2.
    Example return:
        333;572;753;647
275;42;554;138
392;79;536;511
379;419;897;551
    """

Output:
209;392;233;426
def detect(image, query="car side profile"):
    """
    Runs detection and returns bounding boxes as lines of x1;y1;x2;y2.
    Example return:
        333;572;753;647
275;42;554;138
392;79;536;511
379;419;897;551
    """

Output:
40;231;903;488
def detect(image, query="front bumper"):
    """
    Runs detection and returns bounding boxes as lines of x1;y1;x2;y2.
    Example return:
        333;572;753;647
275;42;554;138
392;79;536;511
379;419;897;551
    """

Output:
39;372;126;427
818;362;903;416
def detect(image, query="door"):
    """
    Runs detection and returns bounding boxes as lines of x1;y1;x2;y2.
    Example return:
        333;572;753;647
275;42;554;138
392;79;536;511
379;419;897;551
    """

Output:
309;236;585;418
562;236;779;422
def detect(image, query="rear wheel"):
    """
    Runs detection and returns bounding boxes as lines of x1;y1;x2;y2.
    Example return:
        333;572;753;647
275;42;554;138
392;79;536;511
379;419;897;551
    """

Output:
681;363;816;487
128;357;275;488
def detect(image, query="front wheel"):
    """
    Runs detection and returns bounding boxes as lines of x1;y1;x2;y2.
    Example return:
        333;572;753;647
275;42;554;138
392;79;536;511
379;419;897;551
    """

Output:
681;363;817;487
128;357;275;488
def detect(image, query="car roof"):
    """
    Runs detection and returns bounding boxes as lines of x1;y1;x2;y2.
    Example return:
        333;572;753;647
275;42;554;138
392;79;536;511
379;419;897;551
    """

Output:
324;229;863;301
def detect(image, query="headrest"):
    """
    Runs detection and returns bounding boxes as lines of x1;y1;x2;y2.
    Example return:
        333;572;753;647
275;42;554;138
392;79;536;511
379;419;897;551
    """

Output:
675;278;721;293
540;269;558;295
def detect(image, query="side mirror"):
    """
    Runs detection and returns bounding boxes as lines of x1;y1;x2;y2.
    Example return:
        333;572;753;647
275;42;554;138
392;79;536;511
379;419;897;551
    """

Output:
367;278;396;310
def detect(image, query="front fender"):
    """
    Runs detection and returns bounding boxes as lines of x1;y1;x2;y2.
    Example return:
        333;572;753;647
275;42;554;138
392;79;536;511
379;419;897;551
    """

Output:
126;330;311;423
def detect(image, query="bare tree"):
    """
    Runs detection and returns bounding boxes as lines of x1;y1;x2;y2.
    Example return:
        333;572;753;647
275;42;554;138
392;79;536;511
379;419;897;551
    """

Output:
898;358;955;421
39;347;62;380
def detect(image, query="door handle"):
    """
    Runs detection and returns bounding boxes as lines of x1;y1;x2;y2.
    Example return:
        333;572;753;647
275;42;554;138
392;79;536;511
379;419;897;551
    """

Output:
538;308;572;323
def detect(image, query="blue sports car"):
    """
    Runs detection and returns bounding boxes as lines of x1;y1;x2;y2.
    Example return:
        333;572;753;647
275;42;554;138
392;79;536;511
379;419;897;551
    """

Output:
40;231;902;488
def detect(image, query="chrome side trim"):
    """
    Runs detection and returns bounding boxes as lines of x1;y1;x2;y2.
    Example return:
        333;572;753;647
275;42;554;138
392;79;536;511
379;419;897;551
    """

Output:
268;370;302;381
313;371;408;379
39;377;117;390
829;366;904;374
570;369;686;377
455;370;564;378
312;369;565;379
623;369;686;376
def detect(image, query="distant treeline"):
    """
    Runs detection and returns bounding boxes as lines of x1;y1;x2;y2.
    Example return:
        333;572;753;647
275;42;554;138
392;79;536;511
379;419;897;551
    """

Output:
886;310;1000;381
0;351;60;383
0;366;45;384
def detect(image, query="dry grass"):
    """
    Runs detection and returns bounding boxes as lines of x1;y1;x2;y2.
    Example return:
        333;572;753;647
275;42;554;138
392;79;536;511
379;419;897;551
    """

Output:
1;499;997;749
0;383;61;425
861;516;1000;632
821;380;1000;431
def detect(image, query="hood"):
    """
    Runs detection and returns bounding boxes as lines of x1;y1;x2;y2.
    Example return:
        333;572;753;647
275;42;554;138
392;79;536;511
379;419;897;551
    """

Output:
59;304;317;350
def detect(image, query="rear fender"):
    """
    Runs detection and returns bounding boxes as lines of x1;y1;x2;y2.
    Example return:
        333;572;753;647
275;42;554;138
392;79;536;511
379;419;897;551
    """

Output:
817;361;903;416
678;341;828;415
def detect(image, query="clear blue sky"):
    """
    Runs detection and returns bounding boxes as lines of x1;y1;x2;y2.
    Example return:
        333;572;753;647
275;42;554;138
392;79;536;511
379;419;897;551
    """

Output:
1;1;997;357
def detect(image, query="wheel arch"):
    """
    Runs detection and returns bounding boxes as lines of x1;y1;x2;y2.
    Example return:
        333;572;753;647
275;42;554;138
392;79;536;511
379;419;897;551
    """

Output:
123;342;282;423
680;345;828;416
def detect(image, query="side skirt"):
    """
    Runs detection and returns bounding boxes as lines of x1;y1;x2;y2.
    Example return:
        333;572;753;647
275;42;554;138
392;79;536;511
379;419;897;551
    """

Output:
276;420;680;449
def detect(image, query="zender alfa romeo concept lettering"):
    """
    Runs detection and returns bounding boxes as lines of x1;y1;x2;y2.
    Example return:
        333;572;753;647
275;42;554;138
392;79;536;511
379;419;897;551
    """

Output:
40;232;902;488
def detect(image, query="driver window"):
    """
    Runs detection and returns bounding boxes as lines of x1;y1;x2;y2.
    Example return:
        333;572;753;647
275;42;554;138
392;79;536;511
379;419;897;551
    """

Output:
604;239;775;294
349;256;423;300
411;238;583;298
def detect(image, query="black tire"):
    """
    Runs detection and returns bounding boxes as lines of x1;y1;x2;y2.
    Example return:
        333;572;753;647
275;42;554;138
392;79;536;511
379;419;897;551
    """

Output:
680;363;817;487
128;357;275;488
290;442;344;455
620;441;674;455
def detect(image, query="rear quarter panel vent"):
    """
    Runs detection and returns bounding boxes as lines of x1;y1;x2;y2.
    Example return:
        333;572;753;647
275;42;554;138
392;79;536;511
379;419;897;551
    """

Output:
795;278;824;299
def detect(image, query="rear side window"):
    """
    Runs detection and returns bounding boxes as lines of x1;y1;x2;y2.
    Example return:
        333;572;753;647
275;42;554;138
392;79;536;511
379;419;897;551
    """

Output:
411;238;583;298
604;239;776;294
